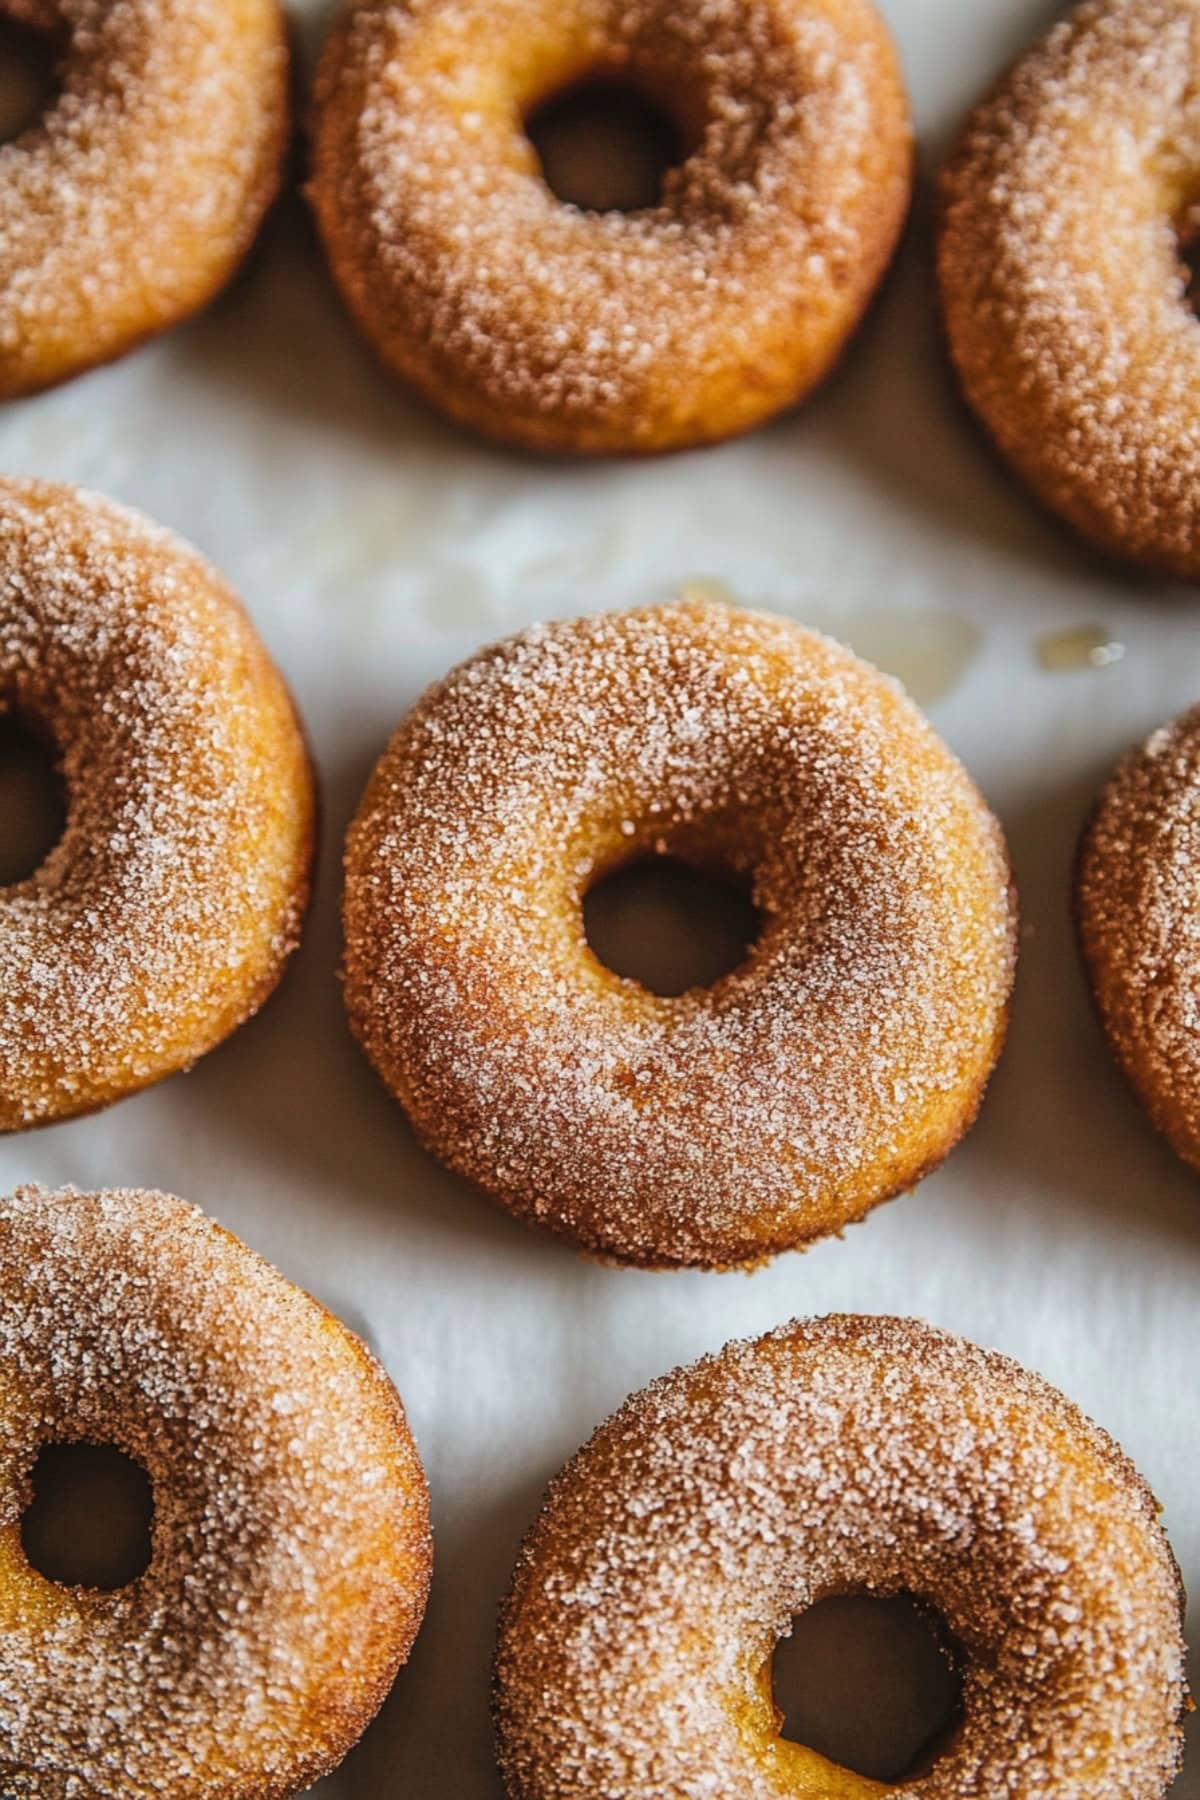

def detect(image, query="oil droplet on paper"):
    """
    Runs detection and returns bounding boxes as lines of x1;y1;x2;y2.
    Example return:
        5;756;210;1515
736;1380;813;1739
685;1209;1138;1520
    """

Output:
833;610;981;707
679;577;738;609
676;582;980;708
1036;626;1125;673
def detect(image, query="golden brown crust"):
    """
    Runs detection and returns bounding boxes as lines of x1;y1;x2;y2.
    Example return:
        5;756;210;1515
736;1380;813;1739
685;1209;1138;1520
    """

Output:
0;479;316;1132
307;0;912;455
0;0;291;399
1076;702;1200;1166
0;1186;433;1799
343;601;1016;1270
937;0;1200;579
494;1315;1189;1800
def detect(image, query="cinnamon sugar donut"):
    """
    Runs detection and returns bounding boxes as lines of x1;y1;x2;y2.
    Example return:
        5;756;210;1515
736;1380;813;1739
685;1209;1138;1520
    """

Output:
307;0;912;454
1076;702;1200;1166
0;0;290;398
938;0;1200;578
0;1184;432;1799
343;600;1016;1269
0;478;315;1131
494;1315;1189;1800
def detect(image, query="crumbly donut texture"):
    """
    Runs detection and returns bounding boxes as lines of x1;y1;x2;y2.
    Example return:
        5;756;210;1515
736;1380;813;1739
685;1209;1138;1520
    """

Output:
308;0;912;453
343;601;1016;1269
1077;701;1200;1166
0;479;315;1131
938;0;1200;578
0;0;290;398
0;1185;432;1800
494;1315;1189;1800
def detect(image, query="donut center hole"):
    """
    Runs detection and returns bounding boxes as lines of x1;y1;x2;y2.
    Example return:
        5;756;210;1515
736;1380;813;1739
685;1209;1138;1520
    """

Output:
1178;220;1200;313
0;712;66;886
584;853;759;996
21;1443;154;1591
526;77;687;212
0;19;58;143
772;1594;962;1783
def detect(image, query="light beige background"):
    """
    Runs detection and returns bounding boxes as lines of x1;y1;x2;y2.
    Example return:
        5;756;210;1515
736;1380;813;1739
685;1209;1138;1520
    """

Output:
0;0;1195;1792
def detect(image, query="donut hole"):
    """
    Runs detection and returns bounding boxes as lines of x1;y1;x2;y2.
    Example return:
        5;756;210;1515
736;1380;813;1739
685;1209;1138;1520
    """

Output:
21;1442;154;1591
583;852;759;996
0;710;66;886
0;18;59;144
1177;213;1200;313
771;1593;962;1783
525;76;690;212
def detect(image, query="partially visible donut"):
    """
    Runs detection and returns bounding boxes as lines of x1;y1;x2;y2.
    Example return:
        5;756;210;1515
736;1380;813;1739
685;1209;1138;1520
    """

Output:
308;0;912;454
0;478;315;1131
937;0;1200;578
0;1184;432;1800
494;1315;1189;1800
1076;702;1200;1167
0;0;290;398
343;600;1016;1269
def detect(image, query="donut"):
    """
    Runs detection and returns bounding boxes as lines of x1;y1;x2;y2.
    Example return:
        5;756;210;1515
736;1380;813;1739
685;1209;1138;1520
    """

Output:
0;478;315;1131
0;1184;432;1799
0;0;290;398
937;0;1200;578
494;1315;1189;1800
1075;702;1200;1167
307;0;912;454
343;600;1016;1269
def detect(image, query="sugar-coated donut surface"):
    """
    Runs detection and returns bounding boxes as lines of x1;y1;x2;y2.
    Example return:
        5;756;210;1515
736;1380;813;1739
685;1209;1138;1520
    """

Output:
938;0;1200;577
494;1315;1188;1800
0;479;315;1131
0;0;290;397
309;0;912;453
343;601;1015;1269
1076;702;1200;1168
0;1186;433;1799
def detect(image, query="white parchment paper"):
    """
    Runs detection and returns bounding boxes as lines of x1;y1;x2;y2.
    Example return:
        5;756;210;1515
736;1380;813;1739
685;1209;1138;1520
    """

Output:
0;0;1196;1792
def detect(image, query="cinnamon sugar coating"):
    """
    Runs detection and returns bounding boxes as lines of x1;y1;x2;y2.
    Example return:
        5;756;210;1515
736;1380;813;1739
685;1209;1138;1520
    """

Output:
0;0;290;398
308;0;912;454
1077;701;1200;1166
937;0;1200;578
0;1185;433;1799
343;601;1016;1269
0;479;315;1131
494;1315;1188;1800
